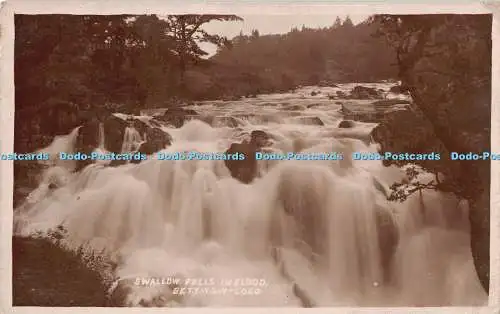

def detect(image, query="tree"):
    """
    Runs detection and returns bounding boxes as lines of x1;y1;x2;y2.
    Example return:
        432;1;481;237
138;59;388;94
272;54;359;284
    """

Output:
163;14;243;91
371;14;492;293
333;16;342;29
343;16;354;28
251;29;260;40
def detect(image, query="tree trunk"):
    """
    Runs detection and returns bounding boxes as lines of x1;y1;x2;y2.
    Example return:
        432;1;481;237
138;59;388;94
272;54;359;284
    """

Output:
468;189;490;293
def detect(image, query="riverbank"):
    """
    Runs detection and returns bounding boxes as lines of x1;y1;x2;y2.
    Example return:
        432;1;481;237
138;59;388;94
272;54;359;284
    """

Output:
13;235;115;306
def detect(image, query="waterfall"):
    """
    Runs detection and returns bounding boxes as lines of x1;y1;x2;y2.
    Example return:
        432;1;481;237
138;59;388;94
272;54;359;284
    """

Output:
14;82;487;307
121;127;143;154
98;122;105;150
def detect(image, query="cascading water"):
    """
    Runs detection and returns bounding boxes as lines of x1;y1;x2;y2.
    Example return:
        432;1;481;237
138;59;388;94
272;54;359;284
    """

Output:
98;122;105;150
121;126;143;154
13;83;487;307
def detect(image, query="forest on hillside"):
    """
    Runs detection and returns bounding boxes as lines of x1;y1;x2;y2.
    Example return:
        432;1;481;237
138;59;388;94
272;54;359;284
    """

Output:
190;16;397;99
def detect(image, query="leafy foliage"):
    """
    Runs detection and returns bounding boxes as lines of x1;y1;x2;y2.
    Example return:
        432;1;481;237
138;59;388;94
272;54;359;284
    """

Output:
371;14;491;292
370;14;491;202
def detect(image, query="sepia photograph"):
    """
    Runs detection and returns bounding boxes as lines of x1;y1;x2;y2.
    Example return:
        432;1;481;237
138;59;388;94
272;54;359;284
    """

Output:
10;11;491;308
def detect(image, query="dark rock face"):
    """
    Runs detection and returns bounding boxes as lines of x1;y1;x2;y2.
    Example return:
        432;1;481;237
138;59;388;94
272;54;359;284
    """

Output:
282;104;307;111
13;161;47;208
350;85;384;100
102;114;128;154
296;117;324;126
224;130;272;184
75;115;172;168
108;159;128;167
144;127;171;146
336;91;348;98
157;108;199;128
212;116;240;128
337;120;355;129
389;84;407;94
224;142;258;184
131;143;156;162
132;119;149;137
250;130;272;147
75;118;102;172
318;80;338;88
130;127;172;165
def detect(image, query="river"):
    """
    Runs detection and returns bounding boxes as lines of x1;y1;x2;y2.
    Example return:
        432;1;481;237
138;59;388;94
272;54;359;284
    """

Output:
13;82;487;307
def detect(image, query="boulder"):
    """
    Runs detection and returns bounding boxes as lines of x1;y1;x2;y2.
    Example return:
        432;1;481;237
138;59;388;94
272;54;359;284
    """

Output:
224;142;258;184
157;108;199;128
318;80;338;88
336;91;348;98
145;127;172;148
212;116;240;128
250;130;272;147
282;104;307;111
294;116;324;126
108;159;128;167
350;85;384;100
129;127;172;164
102;114;128;154
337;120;355;129
389;84;407;94
224;130;272;184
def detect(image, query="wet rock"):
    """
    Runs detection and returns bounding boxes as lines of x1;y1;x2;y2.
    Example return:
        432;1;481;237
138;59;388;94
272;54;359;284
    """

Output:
130;127;172;164
336;91;348;98
147;118;164;129
75;117;105;172
224;142;258;184
250;130;272;147
130;143;156;163
389;84;406;94
222;95;240;101
283;104;307;111
350;85;384;100
212;116;240;128
145;127;172;147
294;116;324;126
224;130;272;184
13;161;48;208
132;119;149;136
337;120;355;128
372;99;412;109
108;159;128;167
341;100;410;123
318;80;338;88
76;118;100;153
102;114;128;154
157;108;199;128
